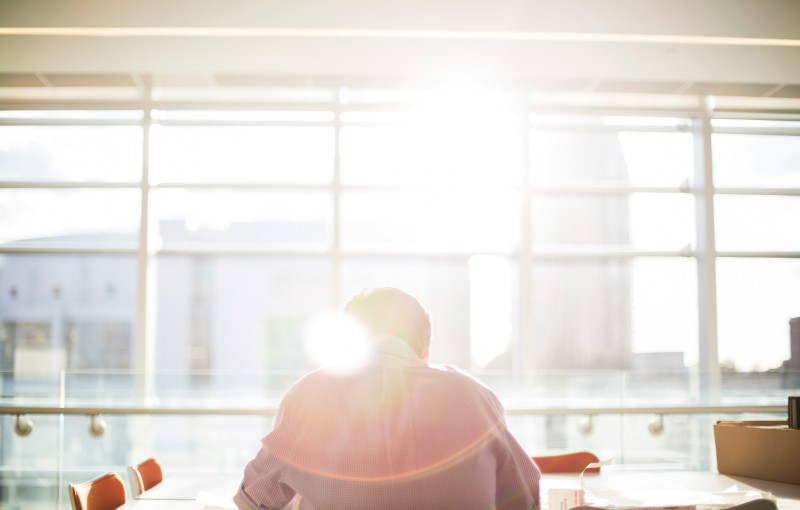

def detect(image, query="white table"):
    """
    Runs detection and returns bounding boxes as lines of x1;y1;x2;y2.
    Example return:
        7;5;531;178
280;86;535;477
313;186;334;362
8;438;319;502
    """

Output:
128;501;206;509
125;470;800;510
136;473;240;501
546;470;800;510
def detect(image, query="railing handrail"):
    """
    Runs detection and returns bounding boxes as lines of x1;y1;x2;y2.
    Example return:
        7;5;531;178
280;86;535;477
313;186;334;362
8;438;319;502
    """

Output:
0;404;786;417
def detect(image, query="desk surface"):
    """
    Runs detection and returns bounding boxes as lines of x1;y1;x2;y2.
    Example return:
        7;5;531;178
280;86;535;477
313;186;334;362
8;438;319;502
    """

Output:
563;470;799;510
128;470;800;510
129;501;204;509
137;473;239;501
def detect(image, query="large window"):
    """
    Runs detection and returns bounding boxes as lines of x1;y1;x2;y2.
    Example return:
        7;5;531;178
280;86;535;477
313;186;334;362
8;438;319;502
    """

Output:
712;120;800;371
1;98;799;401
1;92;798;502
0;110;141;393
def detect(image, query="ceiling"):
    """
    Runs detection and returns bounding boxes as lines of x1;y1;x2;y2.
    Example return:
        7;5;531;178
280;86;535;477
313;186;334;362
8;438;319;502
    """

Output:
1;0;799;103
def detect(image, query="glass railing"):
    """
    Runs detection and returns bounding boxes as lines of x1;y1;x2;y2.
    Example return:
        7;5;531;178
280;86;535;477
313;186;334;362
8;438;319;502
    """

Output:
0;369;796;509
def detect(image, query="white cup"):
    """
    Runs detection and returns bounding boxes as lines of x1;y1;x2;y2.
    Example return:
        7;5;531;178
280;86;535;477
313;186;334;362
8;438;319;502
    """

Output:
548;488;585;510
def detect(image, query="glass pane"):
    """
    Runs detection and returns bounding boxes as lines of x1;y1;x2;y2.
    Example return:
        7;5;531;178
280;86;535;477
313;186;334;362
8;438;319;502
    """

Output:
64;371;138;405
717;258;800;372
622;370;696;405
0;413;61;507
0;254;137;380
531;130;693;186
508;411;733;469
533;193;695;249
630;258;698;367
715;196;800;251
150;125;334;184
339;126;404;184
618;131;694;186
154;255;331;399
341;190;519;252
720;372;800;405
713;133;800;187
0;125;142;182
340;121;523;187
150;189;331;250
620;413;699;466
508;413;622;463
0;189;140;247
117;414;271;472
531;258;697;370
521;371;624;409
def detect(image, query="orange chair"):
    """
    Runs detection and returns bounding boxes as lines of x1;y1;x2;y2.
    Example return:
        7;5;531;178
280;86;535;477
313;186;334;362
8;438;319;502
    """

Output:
532;451;601;474
126;456;164;497
68;472;126;510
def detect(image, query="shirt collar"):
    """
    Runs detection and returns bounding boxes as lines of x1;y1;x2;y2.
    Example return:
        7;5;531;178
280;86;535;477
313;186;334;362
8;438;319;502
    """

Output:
373;335;426;366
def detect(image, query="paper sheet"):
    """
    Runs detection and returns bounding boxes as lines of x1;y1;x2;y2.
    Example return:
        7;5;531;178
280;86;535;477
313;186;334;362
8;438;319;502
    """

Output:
196;490;237;509
584;486;774;510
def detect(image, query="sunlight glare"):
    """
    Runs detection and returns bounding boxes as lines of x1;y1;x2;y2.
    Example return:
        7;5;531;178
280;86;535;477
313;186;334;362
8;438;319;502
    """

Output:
397;80;519;189
469;255;513;368
303;313;374;375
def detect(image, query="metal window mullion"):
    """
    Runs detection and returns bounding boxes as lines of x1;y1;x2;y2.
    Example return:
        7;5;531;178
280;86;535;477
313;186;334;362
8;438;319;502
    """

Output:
337;184;518;192
0;247;136;255
712;111;800;122
153;120;333;128
518;101;533;396
711;127;800;136
531;250;691;259
148;101;338;112
3;98;799;119
0;246;715;258
0;181;140;189
150;182;330;191
714;187;800;196
156;248;332;258
528;124;687;134
331;105;343;308
339;251;515;261
529;185;690;195
717;251;800;258
0;118;142;126
693;100;721;404
135;93;155;405
0;100;340;112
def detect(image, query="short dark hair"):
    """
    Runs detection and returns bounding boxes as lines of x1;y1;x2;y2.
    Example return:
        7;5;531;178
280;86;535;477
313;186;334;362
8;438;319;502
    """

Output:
344;287;431;357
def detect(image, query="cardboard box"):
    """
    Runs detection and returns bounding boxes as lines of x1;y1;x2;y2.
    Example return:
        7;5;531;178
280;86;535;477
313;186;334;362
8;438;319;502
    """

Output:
714;420;800;485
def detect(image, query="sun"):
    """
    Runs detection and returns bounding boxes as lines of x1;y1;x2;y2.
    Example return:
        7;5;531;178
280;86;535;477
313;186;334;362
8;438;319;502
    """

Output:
303;313;374;375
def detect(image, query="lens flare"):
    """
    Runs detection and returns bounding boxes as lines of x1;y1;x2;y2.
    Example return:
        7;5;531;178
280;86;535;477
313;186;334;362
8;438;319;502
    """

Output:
303;313;373;375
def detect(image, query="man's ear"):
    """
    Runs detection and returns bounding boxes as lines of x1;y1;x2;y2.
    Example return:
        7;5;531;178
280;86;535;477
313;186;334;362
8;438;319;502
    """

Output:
420;344;430;361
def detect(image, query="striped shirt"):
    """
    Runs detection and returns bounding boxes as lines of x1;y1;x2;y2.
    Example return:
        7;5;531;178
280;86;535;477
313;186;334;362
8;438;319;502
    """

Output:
235;337;540;510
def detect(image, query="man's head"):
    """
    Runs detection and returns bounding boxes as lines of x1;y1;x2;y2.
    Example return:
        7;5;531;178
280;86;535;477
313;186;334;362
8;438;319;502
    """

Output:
344;287;431;359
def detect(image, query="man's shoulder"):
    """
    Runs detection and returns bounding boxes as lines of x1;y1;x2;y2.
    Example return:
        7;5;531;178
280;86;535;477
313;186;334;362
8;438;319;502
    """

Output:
426;364;500;396
283;367;336;393
282;363;501;404
418;364;507;421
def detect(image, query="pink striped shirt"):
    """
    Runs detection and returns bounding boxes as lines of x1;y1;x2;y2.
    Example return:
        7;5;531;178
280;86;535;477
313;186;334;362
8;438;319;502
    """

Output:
235;337;540;510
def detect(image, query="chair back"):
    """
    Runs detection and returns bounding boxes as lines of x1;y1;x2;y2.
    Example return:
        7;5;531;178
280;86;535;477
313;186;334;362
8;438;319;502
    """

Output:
532;451;601;474
127;456;164;497
68;472;126;510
